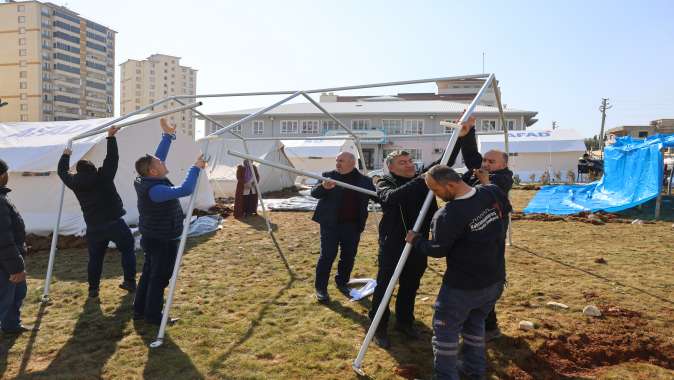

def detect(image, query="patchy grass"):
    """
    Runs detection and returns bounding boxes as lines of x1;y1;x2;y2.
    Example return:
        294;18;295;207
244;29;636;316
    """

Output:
1;190;673;379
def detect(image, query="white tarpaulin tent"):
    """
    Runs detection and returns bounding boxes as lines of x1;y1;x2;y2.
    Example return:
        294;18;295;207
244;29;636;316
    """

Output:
199;138;296;197
282;139;359;179
478;129;586;181
0;116;215;236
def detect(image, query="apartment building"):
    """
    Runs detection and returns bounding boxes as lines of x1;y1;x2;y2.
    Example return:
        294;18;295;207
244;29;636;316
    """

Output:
0;0;115;122
120;54;197;137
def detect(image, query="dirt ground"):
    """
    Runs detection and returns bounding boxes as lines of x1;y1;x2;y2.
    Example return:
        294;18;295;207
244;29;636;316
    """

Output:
3;189;673;379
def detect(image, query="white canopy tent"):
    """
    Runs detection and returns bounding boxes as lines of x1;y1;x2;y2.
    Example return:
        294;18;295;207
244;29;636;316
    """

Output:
198;138;296;197
0;116;215;236
281;138;359;183
479;129;586;182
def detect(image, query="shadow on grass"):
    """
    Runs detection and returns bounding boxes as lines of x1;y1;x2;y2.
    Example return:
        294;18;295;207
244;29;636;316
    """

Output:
0;332;19;378
489;335;579;380
236;214;279;232
132;321;205;380
512;244;674;306
26;248;141;284
617;196;674;222
23;293;134;379
15;301;48;377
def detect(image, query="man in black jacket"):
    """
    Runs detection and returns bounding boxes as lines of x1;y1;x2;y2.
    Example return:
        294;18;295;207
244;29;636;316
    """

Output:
369;117;476;348
406;165;510;380
0;159;32;334
311;152;376;303
58;126;136;298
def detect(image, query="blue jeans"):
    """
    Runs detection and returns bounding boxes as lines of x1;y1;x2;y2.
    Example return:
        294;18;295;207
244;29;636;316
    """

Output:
0;268;27;332
314;223;361;291
86;218;136;290
133;236;178;324
432;281;504;380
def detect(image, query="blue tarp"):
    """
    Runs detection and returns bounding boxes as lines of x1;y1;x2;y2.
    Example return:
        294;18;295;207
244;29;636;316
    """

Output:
524;134;674;215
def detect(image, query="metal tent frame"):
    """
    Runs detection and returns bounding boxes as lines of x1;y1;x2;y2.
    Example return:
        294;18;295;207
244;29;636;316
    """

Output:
39;73;511;358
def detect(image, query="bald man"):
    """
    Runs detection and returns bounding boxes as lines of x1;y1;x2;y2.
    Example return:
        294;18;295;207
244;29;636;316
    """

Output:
310;152;376;303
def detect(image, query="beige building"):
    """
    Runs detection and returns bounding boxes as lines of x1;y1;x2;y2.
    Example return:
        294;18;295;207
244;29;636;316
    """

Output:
607;119;674;139
0;1;115;122
120;54;197;138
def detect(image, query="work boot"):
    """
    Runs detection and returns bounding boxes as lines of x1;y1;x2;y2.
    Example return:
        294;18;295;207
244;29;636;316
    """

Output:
119;280;136;293
395;322;420;340
315;289;330;304
336;284;352;299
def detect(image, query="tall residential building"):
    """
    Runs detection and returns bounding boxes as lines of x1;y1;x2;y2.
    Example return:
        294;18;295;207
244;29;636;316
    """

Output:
0;1;116;122
120;54;197;137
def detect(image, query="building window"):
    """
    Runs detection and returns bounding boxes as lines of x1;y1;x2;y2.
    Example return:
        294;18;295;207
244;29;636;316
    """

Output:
18;16;26;23
253;120;264;135
20;82;27;89
351;119;370;131
280;120;298;134
19;71;27;78
638;131;648;138
19;38;26;45
17;4;26;12
322;120;338;132
382;119;403;135
230;123;242;134
20;104;28;111
19;49;27;56
21;115;29;121
480;119;497;132
301;120;319;134
404;119;424;135
506;120;516;130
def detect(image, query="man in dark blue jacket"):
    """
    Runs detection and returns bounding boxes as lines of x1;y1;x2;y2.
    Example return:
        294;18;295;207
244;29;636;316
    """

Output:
58;126;136;298
132;118;205;325
406;165;510;380
0;159;33;334
311;152;375;303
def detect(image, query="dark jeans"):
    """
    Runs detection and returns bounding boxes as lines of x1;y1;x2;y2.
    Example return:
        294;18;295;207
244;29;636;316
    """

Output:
369;242;427;329
432;281;503;380
485;307;498;331
0;268;27;332
315;223;361;291
86;218;136;291
133;236;179;324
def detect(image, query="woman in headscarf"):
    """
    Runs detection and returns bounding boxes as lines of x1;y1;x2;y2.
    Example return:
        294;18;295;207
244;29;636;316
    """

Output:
233;160;260;218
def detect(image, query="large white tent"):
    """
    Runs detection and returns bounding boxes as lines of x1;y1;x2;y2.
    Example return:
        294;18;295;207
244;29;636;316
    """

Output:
479;129;586;181
0;116;215;236
199;138;296;197
281;139;359;181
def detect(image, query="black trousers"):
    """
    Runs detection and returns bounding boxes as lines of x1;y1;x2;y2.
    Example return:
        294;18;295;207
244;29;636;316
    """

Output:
369;241;427;329
133;236;178;324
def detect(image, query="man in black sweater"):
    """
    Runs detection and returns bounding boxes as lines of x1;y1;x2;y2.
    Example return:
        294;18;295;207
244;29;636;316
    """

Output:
406;165;510;380
0;159;33;334
58;126;136;298
369;117;476;348
311;152;376;303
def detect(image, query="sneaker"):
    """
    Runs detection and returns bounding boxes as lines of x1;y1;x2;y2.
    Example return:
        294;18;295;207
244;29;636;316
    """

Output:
336;284;352;298
2;325;38;334
88;288;99;298
395;323;420;340
315;289;330;304
485;327;502;342
119;280;136;293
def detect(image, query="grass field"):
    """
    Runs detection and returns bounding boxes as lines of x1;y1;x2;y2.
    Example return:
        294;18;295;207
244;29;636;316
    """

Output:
1;190;673;379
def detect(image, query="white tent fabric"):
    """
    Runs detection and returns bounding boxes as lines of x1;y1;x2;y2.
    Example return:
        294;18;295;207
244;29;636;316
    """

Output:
478;129;586;181
0;117;215;236
199;138;296;197
281;139;359;176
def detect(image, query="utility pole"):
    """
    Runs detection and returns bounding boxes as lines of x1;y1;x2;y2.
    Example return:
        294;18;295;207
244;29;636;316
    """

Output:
552;121;558;130
599;98;612;157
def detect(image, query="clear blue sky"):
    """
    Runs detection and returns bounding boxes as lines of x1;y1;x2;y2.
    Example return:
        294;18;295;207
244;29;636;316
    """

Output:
63;0;674;137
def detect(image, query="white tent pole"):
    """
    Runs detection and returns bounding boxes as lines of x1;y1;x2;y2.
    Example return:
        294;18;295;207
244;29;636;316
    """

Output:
206;92;303;139
300;92;369;174
73;102;202;141
151;140;210;348
493;83;513;246
41;140;72;302
175;74;490;101
352;73;496;376
228;150;377;197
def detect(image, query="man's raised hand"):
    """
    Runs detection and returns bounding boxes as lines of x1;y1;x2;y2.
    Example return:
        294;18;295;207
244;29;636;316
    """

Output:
160;117;177;135
322;180;337;190
195;154;207;169
456;109;476;137
107;126;121;137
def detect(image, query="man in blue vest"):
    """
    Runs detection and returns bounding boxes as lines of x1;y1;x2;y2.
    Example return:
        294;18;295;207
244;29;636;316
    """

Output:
132;118;205;325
